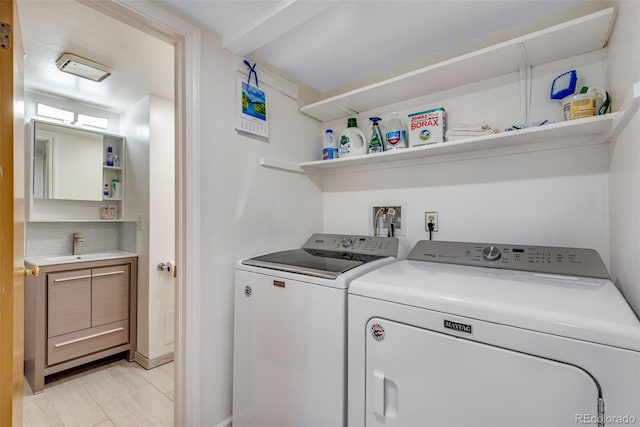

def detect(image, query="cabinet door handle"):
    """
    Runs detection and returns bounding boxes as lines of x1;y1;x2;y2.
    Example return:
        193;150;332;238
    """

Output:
54;327;125;348
53;274;91;283
92;270;125;277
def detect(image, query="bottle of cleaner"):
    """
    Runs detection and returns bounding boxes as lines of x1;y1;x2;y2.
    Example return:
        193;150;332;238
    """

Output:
322;129;338;160
106;146;114;166
385;112;407;150
368;117;384;154
111;178;120;199
339;118;367;158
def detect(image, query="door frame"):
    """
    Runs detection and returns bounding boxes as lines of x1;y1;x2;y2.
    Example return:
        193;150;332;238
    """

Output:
80;1;202;425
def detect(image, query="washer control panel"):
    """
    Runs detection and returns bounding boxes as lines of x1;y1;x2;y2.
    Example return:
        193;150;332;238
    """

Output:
303;233;399;257
407;240;609;279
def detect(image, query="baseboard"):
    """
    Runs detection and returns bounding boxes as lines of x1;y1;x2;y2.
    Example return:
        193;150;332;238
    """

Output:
214;416;232;427
134;351;174;370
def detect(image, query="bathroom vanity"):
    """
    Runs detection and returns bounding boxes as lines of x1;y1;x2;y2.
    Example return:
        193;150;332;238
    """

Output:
24;253;137;393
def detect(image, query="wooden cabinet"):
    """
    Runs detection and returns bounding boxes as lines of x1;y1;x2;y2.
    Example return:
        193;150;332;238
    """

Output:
47;269;92;337
24;257;137;393
91;265;130;326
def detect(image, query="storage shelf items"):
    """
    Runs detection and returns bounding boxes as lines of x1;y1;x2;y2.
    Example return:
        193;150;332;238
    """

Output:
299;114;619;172
300;8;615;122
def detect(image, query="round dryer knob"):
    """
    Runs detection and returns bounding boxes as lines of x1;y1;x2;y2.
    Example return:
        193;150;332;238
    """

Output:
482;246;502;261
341;238;353;248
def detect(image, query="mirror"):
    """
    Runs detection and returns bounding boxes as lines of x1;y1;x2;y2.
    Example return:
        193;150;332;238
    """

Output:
33;122;104;201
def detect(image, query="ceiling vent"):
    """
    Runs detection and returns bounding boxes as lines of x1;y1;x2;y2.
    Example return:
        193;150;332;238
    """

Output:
56;53;111;82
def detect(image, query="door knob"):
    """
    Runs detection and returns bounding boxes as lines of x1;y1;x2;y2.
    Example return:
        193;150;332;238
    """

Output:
23;266;40;277
157;261;173;272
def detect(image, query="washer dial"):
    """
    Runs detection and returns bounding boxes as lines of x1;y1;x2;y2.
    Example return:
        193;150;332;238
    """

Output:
482;246;502;261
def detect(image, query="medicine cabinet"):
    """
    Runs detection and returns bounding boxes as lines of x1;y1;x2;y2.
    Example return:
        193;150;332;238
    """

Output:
28;119;126;221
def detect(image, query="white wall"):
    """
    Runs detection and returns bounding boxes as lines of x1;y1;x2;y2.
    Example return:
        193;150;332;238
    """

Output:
148;96;175;359
607;0;640;315
196;30;323;425
121;97;151;355
121;95;176;362
322;52;611;262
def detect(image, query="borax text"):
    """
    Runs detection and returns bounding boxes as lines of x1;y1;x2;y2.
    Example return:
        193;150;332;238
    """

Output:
411;118;439;130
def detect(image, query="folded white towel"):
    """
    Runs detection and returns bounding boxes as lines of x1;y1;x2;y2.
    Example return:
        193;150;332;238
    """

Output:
447;128;499;136
449;121;494;132
447;135;474;141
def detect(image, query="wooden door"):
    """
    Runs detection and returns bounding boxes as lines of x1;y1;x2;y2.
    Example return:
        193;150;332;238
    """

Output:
1;0;25;425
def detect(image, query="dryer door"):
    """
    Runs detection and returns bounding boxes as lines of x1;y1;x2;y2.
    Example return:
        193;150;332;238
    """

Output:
365;318;600;426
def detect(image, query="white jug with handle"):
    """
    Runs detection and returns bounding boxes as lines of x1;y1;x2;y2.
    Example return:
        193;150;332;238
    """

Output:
339;118;367;157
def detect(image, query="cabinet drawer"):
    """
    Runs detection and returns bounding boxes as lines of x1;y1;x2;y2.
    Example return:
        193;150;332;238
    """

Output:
92;265;129;326
48;269;92;337
47;319;129;366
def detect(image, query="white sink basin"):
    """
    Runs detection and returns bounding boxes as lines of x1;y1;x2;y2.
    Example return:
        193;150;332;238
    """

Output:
40;251;134;264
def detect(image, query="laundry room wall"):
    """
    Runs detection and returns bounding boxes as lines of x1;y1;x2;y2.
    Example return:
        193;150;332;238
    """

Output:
607;0;640;316
322;51;611;262
196;30;324;425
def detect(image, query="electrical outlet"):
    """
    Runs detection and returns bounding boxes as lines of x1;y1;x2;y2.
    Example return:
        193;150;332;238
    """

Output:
425;211;438;232
370;204;404;236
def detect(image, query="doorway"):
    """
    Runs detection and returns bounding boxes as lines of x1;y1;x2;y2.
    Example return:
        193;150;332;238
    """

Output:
15;0;201;425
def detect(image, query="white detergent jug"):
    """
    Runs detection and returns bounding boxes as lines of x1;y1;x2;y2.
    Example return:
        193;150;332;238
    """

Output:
339;118;367;157
385;112;407;150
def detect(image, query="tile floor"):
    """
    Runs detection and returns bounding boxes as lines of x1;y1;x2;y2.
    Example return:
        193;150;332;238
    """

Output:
23;356;174;427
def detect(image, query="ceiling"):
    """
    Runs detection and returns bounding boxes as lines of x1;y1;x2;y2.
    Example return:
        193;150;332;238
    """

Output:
158;0;589;93
17;0;174;113
17;0;592;113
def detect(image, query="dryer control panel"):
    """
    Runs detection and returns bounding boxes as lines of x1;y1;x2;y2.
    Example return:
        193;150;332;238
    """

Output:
303;233;399;257
407;241;609;279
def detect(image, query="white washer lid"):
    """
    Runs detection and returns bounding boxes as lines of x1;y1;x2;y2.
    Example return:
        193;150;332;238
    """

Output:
349;260;640;351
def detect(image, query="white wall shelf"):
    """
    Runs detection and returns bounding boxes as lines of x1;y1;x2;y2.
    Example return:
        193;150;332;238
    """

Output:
300;7;615;122
300;113;619;173
259;157;304;173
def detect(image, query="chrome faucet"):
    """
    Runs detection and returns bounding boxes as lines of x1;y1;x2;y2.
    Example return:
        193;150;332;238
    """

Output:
73;233;85;255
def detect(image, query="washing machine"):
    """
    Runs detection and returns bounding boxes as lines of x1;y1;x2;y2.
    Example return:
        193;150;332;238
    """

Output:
348;240;640;427
233;233;399;427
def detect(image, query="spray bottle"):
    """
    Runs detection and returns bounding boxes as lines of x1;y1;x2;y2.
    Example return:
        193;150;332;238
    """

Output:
368;117;384;154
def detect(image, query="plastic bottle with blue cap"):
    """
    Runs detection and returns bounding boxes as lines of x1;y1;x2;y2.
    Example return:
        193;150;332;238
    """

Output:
322;130;338;160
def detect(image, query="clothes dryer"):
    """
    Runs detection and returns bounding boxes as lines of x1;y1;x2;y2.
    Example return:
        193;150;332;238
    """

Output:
348;240;640;426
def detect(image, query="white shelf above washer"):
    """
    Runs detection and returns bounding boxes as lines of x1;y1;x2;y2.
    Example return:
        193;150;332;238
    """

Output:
299;113;619;172
300;8;615;122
